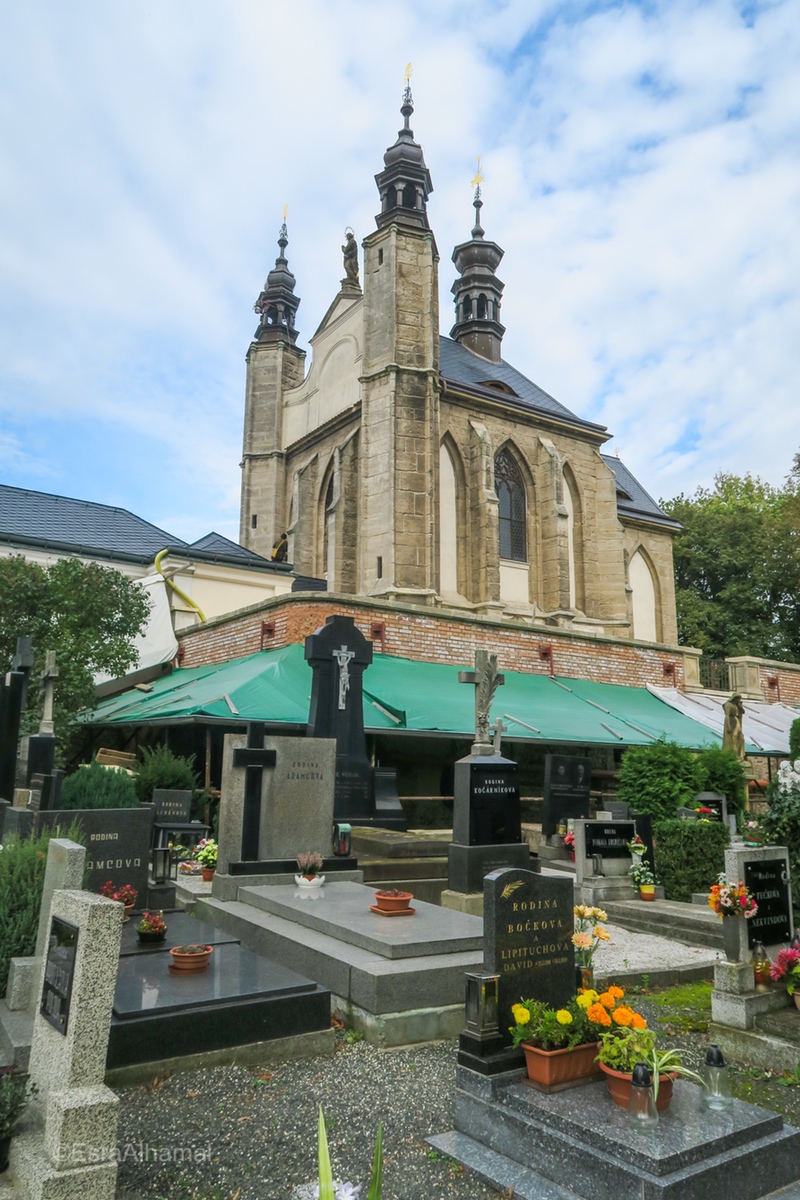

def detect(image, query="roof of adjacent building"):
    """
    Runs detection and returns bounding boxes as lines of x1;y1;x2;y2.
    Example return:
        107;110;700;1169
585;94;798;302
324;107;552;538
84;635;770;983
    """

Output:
439;335;606;432
0;483;279;570
602;455;680;529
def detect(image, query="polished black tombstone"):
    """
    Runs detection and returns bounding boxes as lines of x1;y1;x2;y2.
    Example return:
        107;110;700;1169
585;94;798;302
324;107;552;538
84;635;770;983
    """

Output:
449;753;529;892
38;805;154;899
0;670;26;802
541;753;592;835
745;858;792;948
305;614;405;829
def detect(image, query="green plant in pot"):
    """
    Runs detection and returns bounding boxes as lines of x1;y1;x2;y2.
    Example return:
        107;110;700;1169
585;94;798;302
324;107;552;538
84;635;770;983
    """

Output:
194;838;218;880
597;1027;703;1109
0;1070;34;1173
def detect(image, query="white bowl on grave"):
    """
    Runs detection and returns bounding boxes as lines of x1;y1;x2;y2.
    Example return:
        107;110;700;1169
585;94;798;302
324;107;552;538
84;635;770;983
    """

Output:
294;873;325;889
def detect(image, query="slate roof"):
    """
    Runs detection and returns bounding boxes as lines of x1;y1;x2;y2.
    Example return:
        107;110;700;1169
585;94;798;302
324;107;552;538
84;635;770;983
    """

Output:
601;455;680;529
439;336;606;433
0;484;278;569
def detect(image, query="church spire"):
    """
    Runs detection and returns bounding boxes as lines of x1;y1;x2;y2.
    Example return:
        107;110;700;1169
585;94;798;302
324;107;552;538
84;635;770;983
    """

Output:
253;215;301;344
374;67;433;230
450;166;505;363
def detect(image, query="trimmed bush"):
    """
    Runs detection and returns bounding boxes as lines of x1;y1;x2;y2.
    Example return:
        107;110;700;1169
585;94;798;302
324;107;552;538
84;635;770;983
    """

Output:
59;760;138;810
617;740;703;822
134;745;199;804
696;745;746;823
653;820;730;903
0;824;81;997
763;772;800;927
790;718;800;762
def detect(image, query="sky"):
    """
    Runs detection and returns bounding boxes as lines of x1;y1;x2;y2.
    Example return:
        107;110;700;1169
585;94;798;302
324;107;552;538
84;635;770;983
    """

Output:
1;0;798;545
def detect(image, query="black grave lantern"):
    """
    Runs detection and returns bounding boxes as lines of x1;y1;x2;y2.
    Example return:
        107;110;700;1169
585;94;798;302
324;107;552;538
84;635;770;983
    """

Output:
152;846;175;884
332;822;352;857
464;972;500;1041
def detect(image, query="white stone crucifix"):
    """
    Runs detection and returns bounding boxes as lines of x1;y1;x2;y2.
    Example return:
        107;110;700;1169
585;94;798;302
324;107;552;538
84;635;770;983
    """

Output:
39;650;58;736
333;645;355;711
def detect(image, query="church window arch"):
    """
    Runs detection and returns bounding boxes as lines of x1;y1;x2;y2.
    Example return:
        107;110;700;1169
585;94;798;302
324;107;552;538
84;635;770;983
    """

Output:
629;548;659;642
439;441;459;595
386;185;397;211
402;182;416;209
495;448;527;562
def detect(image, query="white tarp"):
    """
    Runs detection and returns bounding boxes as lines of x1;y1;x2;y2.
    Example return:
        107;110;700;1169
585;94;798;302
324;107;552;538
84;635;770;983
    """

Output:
94;574;178;684
646;685;797;754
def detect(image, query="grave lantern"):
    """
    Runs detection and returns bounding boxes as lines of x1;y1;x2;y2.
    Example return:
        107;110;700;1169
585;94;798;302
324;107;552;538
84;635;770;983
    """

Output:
332;822;352;857
152;846;174;884
464;972;500;1041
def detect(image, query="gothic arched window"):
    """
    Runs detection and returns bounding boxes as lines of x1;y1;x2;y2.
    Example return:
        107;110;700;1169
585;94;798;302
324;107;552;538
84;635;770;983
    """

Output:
495;449;526;561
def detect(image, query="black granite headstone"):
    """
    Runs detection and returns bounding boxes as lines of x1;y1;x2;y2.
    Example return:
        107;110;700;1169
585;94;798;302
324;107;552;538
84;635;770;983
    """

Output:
38;806;154;900
542;754;592;836
4;806;33;840
21;734;56;787
484;867;575;1043
305;614;404;829
696;791;727;822
583;821;635;858
449;753;529;891
40;916;79;1035
745;859;792;948
0;798;7;840
152;789;193;822
0;671;25;802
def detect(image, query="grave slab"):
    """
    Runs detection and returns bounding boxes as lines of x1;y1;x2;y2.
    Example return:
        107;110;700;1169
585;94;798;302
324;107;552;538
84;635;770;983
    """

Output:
117;912;239;956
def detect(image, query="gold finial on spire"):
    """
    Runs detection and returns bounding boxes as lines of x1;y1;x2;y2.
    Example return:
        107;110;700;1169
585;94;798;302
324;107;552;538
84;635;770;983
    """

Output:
282;204;289;222
470;156;484;192
404;62;413;84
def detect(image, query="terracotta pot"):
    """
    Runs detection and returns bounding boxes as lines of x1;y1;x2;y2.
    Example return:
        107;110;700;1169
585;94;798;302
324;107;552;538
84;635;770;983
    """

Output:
201;867;216;882
598;1061;675;1111
0;1135;10;1175
793;993;800;1013
123;904;134;924
521;1041;600;1089
639;885;656;901
137;929;166;944
374;890;413;913
169;945;213;973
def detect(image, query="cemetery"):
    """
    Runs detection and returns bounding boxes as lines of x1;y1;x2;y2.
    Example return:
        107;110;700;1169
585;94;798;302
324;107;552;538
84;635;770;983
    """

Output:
1;622;800;1200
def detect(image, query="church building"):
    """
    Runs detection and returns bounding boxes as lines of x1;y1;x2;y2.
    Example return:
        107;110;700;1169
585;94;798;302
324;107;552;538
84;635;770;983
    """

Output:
239;84;679;646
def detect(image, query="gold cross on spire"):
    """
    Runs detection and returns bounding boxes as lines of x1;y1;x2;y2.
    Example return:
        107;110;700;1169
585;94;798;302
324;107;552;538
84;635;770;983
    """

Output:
404;62;413;84
470;156;484;191
282;204;289;222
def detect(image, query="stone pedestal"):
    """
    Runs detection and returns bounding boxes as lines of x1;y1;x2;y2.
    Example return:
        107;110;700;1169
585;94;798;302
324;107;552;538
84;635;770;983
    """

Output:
711;959;789;1030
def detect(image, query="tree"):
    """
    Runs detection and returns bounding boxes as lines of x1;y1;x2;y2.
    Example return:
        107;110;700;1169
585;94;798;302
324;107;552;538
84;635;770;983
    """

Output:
0;555;150;757
662;468;800;661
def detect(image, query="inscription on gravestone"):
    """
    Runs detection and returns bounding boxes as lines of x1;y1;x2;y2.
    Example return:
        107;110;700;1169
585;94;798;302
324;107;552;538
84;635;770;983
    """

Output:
38;806;153;898
745;859;792;948
40;916;78;1035
484;868;574;1042
584;821;634;859
542;754;592;836
152;789;193;822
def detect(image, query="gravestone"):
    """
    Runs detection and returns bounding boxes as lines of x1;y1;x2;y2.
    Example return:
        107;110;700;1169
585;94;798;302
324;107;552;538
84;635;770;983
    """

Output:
541;754;592;835
573;818;636;903
305;614;405;829
12;888;122;1200
0;669;26;802
745;858;792;949
448;652;529;896
152;788;193;823
581;820;634;859
696;791;728;823
38;806;153;901
484;867;575;1043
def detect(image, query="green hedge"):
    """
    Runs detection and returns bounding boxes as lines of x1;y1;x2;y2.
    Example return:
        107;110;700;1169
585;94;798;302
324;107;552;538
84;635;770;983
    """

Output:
617;741;703;822
763;778;800;927
59;760;138;810
134;745;198;804
653;820;730;902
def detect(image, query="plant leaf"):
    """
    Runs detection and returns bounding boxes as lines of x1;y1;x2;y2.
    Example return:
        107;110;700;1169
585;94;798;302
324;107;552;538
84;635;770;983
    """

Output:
318;1106;334;1200
366;1121;383;1200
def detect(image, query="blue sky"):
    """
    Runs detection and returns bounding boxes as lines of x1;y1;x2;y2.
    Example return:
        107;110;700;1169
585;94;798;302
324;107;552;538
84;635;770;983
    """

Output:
1;0;798;544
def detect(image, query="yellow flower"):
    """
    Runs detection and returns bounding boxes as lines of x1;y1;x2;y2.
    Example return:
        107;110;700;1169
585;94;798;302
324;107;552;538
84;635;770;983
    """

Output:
590;907;608;921
556;1010;572;1025
594;925;611;942
572;932;592;949
576;993;593;1010
511;1004;530;1025
608;985;625;999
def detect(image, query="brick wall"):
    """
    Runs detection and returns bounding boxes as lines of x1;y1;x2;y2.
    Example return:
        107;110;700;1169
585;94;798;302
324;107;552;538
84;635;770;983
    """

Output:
177;592;689;689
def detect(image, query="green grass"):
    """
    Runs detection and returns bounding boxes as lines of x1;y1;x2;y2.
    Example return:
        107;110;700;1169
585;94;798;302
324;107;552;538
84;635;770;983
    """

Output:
649;982;712;1009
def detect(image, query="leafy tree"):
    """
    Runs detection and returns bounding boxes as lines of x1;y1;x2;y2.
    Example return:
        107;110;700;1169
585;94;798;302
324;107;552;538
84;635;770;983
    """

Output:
0;555;150;758
790;718;800;762
695;746;746;823
616;740;703;822
662;469;800;661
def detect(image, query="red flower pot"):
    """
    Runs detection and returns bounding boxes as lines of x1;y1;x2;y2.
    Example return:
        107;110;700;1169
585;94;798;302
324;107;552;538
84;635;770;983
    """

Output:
373;890;413;913
201;867;216;882
598;1061;675;1111
169;945;213;973
521;1041;601;1089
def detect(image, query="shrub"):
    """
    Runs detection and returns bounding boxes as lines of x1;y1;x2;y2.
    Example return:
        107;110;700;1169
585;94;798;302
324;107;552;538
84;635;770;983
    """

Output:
653;820;730;902
617;741;703;822
134;745;199;804
696;746;746;823
59;760;138;810
0;824;81;997
763;765;800;927
790;719;800;762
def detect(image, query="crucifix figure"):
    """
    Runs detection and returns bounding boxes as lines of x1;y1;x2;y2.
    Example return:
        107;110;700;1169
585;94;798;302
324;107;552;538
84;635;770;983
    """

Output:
333;646;355;711
39;650;58;737
490;716;507;757
232;721;277;861
458;650;505;755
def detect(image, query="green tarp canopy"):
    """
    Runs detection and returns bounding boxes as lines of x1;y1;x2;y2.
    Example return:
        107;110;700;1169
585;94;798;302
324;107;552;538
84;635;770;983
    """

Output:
83;643;739;750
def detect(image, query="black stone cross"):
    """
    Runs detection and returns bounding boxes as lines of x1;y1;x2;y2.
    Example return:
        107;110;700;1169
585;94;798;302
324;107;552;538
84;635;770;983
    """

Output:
232;721;277;860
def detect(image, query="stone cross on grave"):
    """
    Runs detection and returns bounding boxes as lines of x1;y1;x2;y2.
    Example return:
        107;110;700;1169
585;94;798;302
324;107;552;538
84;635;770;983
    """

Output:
232;721;277;860
39;650;58;737
490;717;507;756
458;650;505;755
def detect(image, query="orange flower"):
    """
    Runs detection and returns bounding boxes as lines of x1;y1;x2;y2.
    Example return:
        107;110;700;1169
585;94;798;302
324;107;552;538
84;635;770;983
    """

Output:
612;1005;633;1027
630;1013;647;1030
599;991;616;1010
587;1003;612;1027
608;985;624;999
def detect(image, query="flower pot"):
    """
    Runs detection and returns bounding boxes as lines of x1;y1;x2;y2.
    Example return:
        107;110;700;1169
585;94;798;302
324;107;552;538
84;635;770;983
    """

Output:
0;1135;10;1175
568;850;576;862
123;904;134;924
598;1061;675;1111
373;890;413;913
722;916;744;963
294;874;325;889
639;885;656;901
201;867;216;882
521;1041;601;1089
169;945;213;973
793;993;800;1013
137;929;167;945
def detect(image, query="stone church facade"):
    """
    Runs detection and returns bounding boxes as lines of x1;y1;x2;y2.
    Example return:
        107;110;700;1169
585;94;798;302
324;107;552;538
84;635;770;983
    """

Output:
239;86;679;647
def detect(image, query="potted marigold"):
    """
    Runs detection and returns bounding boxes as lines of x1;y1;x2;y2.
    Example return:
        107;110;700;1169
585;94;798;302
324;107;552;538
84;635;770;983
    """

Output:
509;994;605;1089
